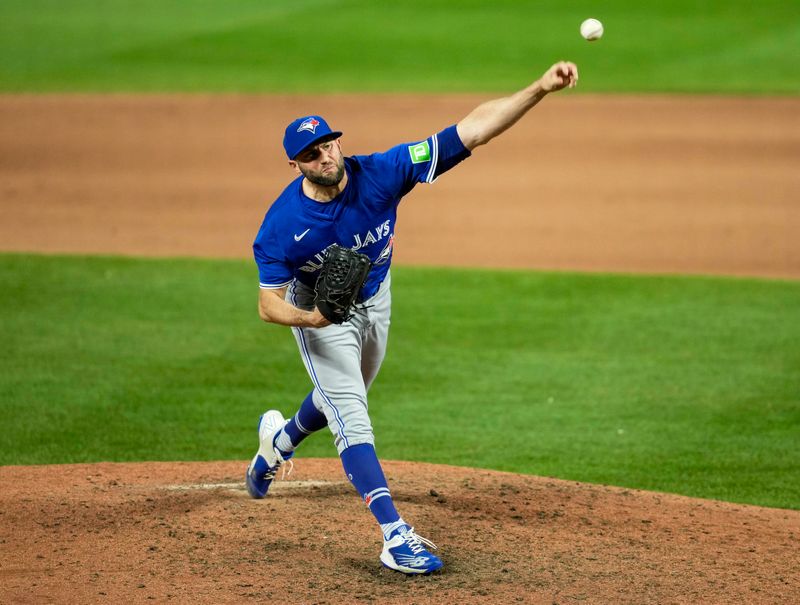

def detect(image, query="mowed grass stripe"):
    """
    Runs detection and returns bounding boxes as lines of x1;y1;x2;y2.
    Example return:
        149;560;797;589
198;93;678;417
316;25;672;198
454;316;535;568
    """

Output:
1;254;798;509
0;0;798;93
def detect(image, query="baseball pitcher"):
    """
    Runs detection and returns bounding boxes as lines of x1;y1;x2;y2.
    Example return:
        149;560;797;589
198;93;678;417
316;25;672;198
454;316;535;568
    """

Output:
247;61;579;575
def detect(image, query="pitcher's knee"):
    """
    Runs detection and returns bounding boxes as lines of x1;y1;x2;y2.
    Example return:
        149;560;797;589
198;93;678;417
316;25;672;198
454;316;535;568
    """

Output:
328;413;373;453
334;432;374;455
319;403;373;454
312;389;373;453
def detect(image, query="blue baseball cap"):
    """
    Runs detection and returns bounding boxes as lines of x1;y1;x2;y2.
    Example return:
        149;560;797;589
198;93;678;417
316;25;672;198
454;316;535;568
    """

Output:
283;115;343;160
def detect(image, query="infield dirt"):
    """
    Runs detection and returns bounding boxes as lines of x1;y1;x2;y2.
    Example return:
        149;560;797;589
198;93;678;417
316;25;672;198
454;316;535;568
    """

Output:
1;95;799;604
1;94;798;277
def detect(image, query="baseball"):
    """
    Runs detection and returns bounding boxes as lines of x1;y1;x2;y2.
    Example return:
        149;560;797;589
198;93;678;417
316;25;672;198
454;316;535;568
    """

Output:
580;18;603;41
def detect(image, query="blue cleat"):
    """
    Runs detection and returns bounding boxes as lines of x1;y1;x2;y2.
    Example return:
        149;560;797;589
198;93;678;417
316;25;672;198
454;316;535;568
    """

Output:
245;410;293;499
380;525;443;575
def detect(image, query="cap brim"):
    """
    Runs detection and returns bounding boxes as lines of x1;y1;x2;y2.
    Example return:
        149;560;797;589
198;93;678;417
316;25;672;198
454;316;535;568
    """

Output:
292;131;343;160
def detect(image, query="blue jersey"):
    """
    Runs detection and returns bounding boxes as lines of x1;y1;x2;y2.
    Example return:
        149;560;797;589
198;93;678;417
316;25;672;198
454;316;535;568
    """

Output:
253;124;471;300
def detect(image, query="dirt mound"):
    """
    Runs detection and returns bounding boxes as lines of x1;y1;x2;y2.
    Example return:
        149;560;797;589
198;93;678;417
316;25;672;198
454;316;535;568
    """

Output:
1;460;797;604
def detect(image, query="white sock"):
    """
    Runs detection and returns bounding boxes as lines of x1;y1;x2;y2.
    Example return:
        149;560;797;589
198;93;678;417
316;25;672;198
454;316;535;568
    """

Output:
274;429;295;456
380;518;407;541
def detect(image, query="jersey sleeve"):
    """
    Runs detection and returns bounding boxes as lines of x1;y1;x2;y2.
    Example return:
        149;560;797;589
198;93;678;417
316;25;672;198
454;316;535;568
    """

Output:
253;222;293;289
365;124;471;199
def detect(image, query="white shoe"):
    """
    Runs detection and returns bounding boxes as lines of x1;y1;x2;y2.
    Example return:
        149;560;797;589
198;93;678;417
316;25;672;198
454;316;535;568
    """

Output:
380;525;443;575
245;410;292;499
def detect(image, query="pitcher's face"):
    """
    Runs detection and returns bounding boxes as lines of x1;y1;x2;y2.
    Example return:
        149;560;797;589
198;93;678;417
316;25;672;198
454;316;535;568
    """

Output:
292;138;345;187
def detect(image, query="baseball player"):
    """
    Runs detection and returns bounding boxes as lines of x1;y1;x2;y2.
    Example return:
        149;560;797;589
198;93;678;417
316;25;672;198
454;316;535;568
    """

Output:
247;61;579;575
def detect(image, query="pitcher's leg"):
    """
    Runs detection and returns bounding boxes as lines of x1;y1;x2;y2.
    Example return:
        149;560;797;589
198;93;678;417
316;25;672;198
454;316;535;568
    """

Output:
340;443;401;529
292;322;375;453
273;390;328;457
286;279;439;573
341;442;442;574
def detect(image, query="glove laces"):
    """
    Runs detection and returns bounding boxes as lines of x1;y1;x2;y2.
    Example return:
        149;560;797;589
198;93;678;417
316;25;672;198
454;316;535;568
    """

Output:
353;302;375;318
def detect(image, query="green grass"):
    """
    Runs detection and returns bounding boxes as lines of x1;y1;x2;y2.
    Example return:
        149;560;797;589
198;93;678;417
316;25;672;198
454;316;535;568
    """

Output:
2;253;798;509
1;0;798;93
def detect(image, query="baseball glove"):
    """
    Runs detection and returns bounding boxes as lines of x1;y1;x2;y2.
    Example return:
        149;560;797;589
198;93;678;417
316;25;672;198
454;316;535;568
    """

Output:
314;244;372;324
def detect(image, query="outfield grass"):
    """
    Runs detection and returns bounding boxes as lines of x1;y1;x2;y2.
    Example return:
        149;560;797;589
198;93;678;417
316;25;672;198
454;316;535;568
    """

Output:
1;0;798;94
2;254;798;509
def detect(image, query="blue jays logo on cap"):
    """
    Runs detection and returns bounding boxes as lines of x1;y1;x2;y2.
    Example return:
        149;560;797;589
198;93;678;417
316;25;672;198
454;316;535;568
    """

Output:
283;115;343;160
297;118;320;134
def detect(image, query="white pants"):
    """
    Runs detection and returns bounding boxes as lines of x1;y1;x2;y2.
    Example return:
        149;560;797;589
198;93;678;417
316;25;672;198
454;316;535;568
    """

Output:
287;273;392;454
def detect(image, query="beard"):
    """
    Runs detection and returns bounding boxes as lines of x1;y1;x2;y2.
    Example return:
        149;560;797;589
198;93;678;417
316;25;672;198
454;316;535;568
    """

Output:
302;160;345;187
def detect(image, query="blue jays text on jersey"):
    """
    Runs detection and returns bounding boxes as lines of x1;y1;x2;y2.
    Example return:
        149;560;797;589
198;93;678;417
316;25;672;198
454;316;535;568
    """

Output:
253;125;471;301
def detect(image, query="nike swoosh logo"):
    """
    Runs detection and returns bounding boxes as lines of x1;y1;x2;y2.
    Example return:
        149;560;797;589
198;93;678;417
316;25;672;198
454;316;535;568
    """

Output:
294;229;311;242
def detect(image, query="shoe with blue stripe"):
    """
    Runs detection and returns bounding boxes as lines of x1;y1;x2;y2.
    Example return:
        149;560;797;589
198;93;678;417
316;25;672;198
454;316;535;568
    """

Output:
380;525;443;575
245;410;293;499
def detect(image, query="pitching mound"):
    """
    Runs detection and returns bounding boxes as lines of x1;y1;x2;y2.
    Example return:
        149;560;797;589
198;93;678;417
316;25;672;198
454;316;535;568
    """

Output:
1;460;797;604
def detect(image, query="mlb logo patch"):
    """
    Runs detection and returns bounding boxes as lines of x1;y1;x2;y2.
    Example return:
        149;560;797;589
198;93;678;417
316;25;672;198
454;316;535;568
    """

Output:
298;118;320;134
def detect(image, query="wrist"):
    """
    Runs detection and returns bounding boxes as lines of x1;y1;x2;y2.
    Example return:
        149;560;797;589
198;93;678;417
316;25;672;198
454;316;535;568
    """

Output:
530;79;550;96
519;81;549;108
300;309;318;328
301;308;330;329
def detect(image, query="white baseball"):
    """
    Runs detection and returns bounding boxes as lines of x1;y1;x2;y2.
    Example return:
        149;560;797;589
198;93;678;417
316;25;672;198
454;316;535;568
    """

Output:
580;18;604;41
